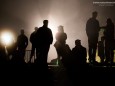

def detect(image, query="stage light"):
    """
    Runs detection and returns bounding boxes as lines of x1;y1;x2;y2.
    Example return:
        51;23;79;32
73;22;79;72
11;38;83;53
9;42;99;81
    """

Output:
0;31;15;46
48;16;58;39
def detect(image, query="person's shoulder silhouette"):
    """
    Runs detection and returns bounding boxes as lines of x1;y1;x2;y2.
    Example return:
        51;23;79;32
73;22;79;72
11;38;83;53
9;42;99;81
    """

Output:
86;11;100;36
36;20;53;46
72;39;87;64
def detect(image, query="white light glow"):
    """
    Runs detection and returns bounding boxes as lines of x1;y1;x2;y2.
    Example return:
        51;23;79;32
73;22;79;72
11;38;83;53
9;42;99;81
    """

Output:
1;31;14;46
48;15;58;40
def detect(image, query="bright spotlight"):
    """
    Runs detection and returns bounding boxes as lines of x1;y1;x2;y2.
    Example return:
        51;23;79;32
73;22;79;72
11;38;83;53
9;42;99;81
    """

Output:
1;31;14;46
48;16;58;39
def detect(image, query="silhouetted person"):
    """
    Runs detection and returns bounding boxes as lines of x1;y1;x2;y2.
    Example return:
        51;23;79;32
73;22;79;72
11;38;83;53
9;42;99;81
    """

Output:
9;42;19;64
54;25;67;62
98;36;105;63
35;20;53;67
29;27;38;62
17;29;28;63
0;44;6;63
71;39;87;65
7;41;17;62
86;11;100;63
103;18;114;64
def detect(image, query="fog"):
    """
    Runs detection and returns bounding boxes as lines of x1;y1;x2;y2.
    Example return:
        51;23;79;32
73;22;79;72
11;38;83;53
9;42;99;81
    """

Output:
0;0;115;62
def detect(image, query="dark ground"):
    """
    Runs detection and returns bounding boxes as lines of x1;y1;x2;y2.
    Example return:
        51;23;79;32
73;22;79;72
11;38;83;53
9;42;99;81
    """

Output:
0;63;115;85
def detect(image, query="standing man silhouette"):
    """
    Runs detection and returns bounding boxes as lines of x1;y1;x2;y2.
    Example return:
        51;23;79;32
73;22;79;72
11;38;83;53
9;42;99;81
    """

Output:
86;11;100;64
17;29;28;63
29;27;38;62
104;18;114;64
35;20;53;67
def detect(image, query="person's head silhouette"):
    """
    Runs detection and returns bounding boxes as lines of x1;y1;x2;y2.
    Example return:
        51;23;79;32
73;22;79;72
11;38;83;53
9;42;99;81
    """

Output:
21;29;24;35
34;27;38;31
92;11;98;19
43;20;48;27
107;18;112;25
58;25;64;33
75;39;81;46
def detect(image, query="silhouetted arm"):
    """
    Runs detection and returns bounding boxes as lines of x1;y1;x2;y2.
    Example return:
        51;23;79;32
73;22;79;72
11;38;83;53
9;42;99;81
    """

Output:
65;33;67;40
16;36;20;50
51;30;53;44
49;29;53;44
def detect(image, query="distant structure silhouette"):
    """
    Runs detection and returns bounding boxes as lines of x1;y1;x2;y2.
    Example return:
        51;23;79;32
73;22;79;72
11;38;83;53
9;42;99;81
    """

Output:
86;11;100;64
29;27;38;62
35;20;53;67
103;18;114;64
17;29;28;63
71;39;87;65
54;25;71;66
98;36;105;63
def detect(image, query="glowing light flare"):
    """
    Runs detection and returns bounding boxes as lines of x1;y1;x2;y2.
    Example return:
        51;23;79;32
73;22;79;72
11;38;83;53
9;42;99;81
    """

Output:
1;31;15;46
48;16;58;40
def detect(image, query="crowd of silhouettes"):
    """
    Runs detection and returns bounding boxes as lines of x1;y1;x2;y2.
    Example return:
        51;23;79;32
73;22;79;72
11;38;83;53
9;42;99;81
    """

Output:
0;12;115;67
86;11;115;65
0;11;115;86
0;12;114;86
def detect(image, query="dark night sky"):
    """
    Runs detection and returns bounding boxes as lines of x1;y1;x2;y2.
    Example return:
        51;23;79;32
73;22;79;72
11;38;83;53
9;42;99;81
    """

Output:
0;0;115;62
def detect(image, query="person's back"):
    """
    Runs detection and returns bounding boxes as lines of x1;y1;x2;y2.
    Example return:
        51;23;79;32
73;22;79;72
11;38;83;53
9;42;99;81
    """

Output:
86;11;100;63
36;26;53;48
35;20;53;66
86;11;100;39
72;40;87;65
86;12;100;37
17;29;28;63
29;27;38;61
17;30;28;50
104;18;114;63
104;18;114;41
17;35;28;49
30;27;38;44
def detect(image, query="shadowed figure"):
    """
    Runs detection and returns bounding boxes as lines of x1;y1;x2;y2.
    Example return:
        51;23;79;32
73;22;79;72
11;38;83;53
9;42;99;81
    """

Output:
35;20;53;67
54;25;71;67
86;11;100;64
54;25;67;60
71;39;87;66
103;18;114;64
17;29;28;63
0;44;7;63
98;36;105;64
29;27;38;62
